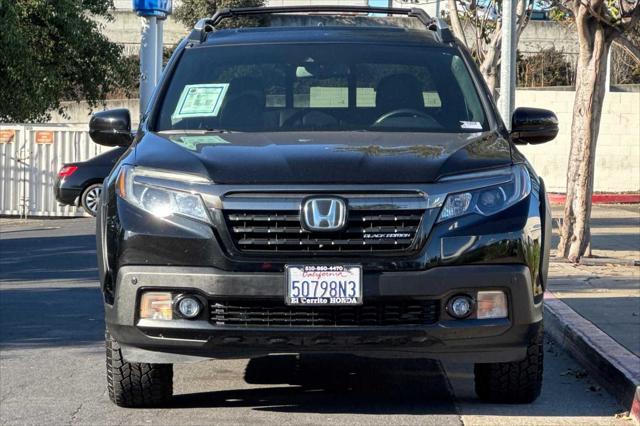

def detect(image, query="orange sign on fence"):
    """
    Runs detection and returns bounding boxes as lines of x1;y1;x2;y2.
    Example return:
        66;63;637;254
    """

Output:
0;129;15;144
35;131;54;144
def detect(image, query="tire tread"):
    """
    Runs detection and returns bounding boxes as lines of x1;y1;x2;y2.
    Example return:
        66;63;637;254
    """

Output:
105;330;173;407
474;326;543;404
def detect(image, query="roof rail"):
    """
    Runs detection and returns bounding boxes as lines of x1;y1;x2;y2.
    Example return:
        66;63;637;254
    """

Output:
188;6;454;44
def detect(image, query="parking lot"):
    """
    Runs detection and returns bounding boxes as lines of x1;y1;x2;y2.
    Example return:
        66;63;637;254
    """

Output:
0;218;628;425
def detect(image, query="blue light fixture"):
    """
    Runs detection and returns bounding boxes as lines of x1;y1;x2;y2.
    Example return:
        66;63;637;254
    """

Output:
132;0;173;17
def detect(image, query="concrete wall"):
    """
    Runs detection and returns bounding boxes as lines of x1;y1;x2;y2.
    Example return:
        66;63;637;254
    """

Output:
48;90;640;194
517;21;578;55
96;11;187;55
516;90;640;193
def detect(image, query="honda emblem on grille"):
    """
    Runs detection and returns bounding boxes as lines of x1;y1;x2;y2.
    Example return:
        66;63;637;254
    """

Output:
302;197;347;231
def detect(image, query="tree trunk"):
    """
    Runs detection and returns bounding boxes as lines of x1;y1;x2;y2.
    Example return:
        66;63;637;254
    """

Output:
447;0;468;47
479;30;500;98
480;63;498;98
557;16;612;262
445;0;531;100
480;52;499;100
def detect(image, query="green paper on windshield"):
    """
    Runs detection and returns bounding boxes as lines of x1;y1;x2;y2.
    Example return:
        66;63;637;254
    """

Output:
170;135;230;151
172;84;229;122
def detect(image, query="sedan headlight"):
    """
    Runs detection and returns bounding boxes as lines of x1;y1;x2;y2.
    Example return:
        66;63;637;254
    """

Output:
437;164;531;222
116;165;211;223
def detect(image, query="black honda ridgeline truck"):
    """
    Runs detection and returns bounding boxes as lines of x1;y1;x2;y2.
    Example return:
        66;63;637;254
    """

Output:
90;6;558;407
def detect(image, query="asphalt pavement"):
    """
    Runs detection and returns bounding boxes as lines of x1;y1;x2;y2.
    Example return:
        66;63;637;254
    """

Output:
0;218;628;425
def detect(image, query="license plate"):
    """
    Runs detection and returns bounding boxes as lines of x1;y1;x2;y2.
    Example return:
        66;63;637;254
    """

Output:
285;265;362;306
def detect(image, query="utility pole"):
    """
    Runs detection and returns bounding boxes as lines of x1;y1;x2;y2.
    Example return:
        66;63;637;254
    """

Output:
139;15;158;114
605;47;612;93
157;18;165;81
133;1;173;116
498;0;517;130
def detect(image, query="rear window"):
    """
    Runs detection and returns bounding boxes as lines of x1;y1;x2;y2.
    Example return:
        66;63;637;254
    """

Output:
154;43;488;133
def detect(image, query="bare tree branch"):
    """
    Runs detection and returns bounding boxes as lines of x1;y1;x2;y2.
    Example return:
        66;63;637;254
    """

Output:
613;35;640;62
619;4;640;29
447;0;469;46
447;0;535;96
553;1;575;16
579;0;618;31
516;0;532;37
619;0;640;20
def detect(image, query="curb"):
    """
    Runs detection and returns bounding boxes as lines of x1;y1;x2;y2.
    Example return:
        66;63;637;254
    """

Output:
578;257;640;267
550;257;640;267
548;193;640;205
544;292;640;424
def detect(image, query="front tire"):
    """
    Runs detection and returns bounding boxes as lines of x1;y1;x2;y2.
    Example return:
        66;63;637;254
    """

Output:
105;329;173;407
474;325;543;404
81;183;102;217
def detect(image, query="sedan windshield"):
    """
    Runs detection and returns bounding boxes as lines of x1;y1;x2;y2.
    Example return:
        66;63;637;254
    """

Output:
154;43;488;133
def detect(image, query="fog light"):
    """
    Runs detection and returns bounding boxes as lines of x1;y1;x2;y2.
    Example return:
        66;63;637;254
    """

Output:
477;291;508;319
177;296;201;319
447;295;473;319
140;292;173;320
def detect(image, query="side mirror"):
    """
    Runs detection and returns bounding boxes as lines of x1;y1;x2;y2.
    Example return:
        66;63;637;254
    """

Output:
510;107;559;145
89;109;133;147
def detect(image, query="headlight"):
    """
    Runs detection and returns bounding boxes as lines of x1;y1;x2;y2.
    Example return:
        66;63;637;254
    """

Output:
116;166;211;223
437;164;531;222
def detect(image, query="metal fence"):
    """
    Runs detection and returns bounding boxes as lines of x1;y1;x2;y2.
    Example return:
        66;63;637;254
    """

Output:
517;50;579;88
0;124;113;218
517;47;640;88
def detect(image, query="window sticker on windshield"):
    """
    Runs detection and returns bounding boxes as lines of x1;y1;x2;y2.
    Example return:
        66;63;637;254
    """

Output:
460;121;483;130
171;84;229;123
169;135;230;151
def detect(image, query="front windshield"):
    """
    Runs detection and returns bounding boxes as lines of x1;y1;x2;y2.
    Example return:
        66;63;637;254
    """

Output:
154;43;488;133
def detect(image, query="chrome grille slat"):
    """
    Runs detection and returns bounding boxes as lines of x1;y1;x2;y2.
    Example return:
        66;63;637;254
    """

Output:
357;214;422;221
236;238;415;245
228;213;300;222
232;226;306;234
222;193;425;254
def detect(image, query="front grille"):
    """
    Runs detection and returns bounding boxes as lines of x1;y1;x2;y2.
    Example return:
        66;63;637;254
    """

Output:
224;209;424;253
209;299;439;327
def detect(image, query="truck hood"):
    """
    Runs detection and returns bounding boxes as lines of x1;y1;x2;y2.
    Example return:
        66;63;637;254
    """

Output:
133;131;512;184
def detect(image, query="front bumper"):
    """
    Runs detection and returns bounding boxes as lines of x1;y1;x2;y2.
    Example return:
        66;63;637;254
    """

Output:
106;264;542;364
53;179;81;206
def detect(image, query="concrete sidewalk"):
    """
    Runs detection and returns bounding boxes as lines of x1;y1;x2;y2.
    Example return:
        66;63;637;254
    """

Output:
549;205;639;355
548;263;640;357
547;204;640;421
551;204;640;263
